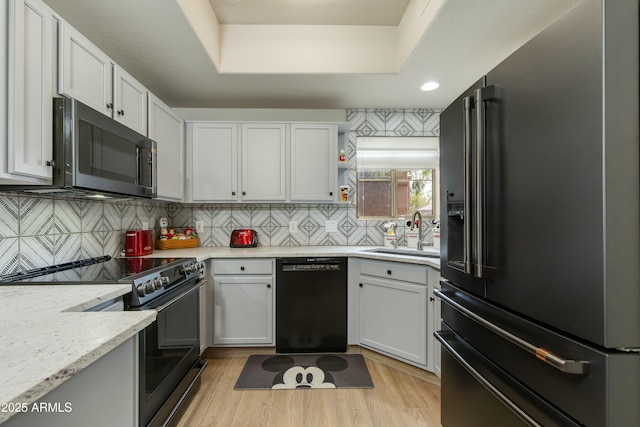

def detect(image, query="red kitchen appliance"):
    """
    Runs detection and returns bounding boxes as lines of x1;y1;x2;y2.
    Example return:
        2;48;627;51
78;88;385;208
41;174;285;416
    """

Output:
125;230;154;256
230;229;258;248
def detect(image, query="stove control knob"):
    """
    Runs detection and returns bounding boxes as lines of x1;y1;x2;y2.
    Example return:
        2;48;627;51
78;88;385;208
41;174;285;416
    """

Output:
152;277;163;290
143;280;155;295
136;283;147;297
160;276;170;287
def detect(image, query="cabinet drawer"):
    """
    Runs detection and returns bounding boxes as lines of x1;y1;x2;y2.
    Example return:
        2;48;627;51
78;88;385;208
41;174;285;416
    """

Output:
361;260;427;284
213;259;273;275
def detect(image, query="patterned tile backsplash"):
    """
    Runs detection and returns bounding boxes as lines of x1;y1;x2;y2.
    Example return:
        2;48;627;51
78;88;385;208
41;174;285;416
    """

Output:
0;108;440;275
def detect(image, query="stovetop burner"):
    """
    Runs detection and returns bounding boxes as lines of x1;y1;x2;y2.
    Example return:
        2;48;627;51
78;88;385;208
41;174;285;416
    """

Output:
0;256;205;307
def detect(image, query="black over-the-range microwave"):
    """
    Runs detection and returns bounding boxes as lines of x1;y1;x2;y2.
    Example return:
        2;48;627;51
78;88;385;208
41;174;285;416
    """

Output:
3;97;157;199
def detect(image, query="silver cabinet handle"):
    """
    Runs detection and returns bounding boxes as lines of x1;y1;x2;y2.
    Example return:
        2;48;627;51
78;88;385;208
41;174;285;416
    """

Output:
434;289;589;375
434;330;542;426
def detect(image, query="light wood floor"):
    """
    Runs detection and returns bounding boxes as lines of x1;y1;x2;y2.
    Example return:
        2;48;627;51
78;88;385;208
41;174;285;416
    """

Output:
174;347;441;427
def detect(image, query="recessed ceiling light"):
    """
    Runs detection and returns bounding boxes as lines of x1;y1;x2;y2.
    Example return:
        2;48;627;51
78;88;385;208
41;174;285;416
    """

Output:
420;81;439;91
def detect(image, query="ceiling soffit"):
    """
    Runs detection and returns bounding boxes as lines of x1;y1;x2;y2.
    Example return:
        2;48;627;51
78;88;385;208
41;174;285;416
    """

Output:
178;0;446;74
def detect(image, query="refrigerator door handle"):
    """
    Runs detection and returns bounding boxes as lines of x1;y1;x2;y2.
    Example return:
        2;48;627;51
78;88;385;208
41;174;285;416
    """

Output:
434;289;590;375
473;85;501;279
463;95;475;275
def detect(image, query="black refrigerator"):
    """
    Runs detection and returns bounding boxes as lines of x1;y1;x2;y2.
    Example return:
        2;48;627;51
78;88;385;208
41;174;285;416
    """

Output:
436;0;640;425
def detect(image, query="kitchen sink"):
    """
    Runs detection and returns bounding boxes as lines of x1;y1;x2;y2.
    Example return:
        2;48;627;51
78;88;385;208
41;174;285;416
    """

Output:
364;247;440;258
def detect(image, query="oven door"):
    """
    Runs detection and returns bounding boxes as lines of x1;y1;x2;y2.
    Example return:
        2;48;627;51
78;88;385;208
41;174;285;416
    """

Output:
138;279;203;427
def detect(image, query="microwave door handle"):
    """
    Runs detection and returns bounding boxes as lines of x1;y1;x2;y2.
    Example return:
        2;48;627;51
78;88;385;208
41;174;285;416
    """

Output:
463;95;474;275
150;144;157;197
135;146;141;187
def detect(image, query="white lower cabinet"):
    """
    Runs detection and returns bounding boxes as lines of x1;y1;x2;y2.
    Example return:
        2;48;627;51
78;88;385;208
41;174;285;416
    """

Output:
359;260;428;367
212;259;274;346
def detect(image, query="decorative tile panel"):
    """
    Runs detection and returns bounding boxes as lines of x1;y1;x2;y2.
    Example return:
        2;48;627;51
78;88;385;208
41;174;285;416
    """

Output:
80;200;104;232
0;238;19;275
54;199;82;234
54;233;82;264
20;197;54;236
20;235;55;270
0;196;20;238
103;202;121;231
81;232;105;259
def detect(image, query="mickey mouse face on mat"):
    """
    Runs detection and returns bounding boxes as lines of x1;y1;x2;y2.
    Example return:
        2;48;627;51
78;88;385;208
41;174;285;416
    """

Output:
261;355;350;389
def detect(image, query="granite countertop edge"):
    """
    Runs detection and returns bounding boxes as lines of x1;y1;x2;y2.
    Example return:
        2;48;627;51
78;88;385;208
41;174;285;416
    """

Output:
0;285;156;424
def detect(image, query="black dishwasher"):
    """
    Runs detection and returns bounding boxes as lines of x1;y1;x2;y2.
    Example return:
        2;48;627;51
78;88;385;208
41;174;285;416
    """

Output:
276;257;347;353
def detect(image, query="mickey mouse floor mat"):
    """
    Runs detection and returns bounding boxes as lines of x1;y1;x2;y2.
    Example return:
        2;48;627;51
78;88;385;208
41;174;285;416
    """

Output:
234;354;374;390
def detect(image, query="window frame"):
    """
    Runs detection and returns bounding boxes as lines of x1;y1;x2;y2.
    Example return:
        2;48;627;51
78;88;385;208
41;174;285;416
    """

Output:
356;167;439;220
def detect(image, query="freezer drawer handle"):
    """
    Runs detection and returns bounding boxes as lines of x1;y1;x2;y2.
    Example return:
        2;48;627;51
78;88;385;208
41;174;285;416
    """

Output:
434;289;589;375
434;330;541;427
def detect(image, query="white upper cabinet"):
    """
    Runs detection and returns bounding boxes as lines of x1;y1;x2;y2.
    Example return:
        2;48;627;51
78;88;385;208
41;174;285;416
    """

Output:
186;121;341;203
241;124;287;202
187;122;239;202
113;67;148;136
59;22;148;135
148;93;184;201
3;0;55;182
58;22;112;116
290;123;337;201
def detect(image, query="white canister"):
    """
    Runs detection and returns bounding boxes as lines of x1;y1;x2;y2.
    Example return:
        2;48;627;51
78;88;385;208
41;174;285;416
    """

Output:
383;233;397;247
406;230;419;249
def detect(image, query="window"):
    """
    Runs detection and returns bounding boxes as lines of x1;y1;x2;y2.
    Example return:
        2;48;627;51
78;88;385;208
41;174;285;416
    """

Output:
356;137;439;220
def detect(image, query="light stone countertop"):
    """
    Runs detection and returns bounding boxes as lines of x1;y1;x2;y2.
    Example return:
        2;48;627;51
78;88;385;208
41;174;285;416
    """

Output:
143;245;441;270
0;284;156;424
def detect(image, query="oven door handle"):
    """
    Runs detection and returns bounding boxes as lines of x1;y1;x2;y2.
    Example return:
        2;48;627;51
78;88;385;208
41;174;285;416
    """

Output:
434;289;589;375
434;330;541;427
153;280;205;313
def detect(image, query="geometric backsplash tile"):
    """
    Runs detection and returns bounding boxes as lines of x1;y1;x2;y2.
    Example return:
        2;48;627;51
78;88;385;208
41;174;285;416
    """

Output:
0;108;440;275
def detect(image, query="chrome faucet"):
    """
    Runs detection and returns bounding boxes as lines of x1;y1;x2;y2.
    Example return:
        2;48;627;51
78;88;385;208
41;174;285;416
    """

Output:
411;210;423;251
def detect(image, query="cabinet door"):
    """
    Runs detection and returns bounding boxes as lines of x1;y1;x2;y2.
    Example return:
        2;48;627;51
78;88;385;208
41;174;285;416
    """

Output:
359;275;427;365
188;123;238;202
59;21;112;116
429;268;442;378
241;124;287;201
148;93;184;201
290;124;336;201
213;276;273;345
113;67;148;135
6;0;54;180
